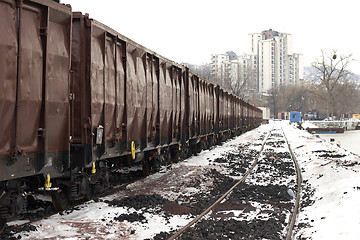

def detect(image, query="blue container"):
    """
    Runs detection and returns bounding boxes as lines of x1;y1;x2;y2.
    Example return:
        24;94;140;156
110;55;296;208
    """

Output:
290;112;302;123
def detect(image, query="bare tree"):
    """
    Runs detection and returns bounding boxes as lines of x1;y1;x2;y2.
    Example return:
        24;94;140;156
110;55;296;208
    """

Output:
228;64;257;99
267;86;280;118
280;85;310;113
333;79;360;116
311;50;354;118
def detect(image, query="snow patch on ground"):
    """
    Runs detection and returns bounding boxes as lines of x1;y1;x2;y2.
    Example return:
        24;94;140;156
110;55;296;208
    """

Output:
282;120;360;239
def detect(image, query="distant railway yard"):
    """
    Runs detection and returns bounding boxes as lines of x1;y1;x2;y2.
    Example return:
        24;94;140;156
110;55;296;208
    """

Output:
2;121;360;239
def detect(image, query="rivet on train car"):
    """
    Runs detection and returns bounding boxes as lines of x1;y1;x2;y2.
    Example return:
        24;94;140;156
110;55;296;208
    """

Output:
44;174;52;188
131;141;136;160
91;162;96;174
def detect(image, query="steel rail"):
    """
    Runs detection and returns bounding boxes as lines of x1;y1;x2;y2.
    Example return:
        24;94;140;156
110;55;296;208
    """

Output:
282;125;303;240
168;130;272;240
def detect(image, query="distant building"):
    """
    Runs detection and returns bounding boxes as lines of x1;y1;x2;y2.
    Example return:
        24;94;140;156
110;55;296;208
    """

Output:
248;29;304;93
210;53;231;87
210;29;303;95
210;52;257;97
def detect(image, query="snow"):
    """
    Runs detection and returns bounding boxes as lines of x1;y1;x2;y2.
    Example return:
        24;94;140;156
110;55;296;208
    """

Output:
13;120;360;239
281;120;360;239
301;120;319;129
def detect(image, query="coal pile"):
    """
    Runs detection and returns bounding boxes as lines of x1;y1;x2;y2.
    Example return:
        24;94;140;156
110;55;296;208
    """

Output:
256;155;296;178
213;144;258;177
105;194;171;213
106;194;184;226
154;218;285;240
181;217;285;240
180;169;237;215
109;167;144;185
300;180;316;208
114;212;147;223
214;152;251;176
1;224;37;240
230;183;293;203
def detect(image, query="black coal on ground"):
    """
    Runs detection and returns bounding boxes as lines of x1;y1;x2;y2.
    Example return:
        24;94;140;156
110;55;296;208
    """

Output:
154;217;285;240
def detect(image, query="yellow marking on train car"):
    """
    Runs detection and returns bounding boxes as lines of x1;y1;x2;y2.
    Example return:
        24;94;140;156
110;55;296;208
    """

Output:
91;162;96;174
44;174;52;188
131;141;136;160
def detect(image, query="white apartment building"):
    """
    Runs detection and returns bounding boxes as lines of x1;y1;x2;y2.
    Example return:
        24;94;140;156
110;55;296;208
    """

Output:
210;53;230;86
210;52;257;96
210;29;303;95
249;29;303;93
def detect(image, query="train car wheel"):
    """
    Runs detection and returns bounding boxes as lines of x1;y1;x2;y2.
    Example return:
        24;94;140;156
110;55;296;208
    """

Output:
196;142;202;154
142;158;151;176
83;180;94;201
160;149;171;166
209;136;215;148
52;188;71;211
0;218;6;232
170;147;180;163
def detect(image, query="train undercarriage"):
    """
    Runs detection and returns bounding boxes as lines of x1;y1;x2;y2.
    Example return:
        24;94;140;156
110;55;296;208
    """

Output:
0;129;254;232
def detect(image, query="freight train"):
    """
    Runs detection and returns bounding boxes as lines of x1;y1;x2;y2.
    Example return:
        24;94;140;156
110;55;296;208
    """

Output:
0;0;262;229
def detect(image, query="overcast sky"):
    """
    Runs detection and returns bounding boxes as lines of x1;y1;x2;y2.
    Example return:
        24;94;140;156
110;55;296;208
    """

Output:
67;0;359;74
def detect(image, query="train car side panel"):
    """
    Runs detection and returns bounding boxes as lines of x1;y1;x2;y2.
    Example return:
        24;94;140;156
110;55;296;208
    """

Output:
159;60;172;146
126;45;147;153
188;72;199;140
180;69;188;143
198;79;206;135
214;86;220;135
224;92;229;132
114;38;127;152
45;6;72;171
0;1;72;180
104;36;116;144
0;1;17;160
208;83;215;135
145;54;158;148
15;4;44;155
218;88;225;132
88;24;106;160
171;66;181;144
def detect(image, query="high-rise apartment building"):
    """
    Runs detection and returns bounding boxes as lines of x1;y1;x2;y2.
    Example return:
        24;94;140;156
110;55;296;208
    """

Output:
249;29;303;93
210;29;303;95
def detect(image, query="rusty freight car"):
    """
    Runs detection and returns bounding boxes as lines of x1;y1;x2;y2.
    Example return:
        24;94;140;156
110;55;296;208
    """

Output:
0;0;72;227
70;13;191;194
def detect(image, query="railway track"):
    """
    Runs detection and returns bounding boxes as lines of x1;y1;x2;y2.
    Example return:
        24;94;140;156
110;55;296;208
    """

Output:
169;124;302;240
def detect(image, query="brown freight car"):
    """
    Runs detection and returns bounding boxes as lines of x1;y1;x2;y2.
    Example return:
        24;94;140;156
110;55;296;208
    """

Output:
70;13;194;180
0;0;72;228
